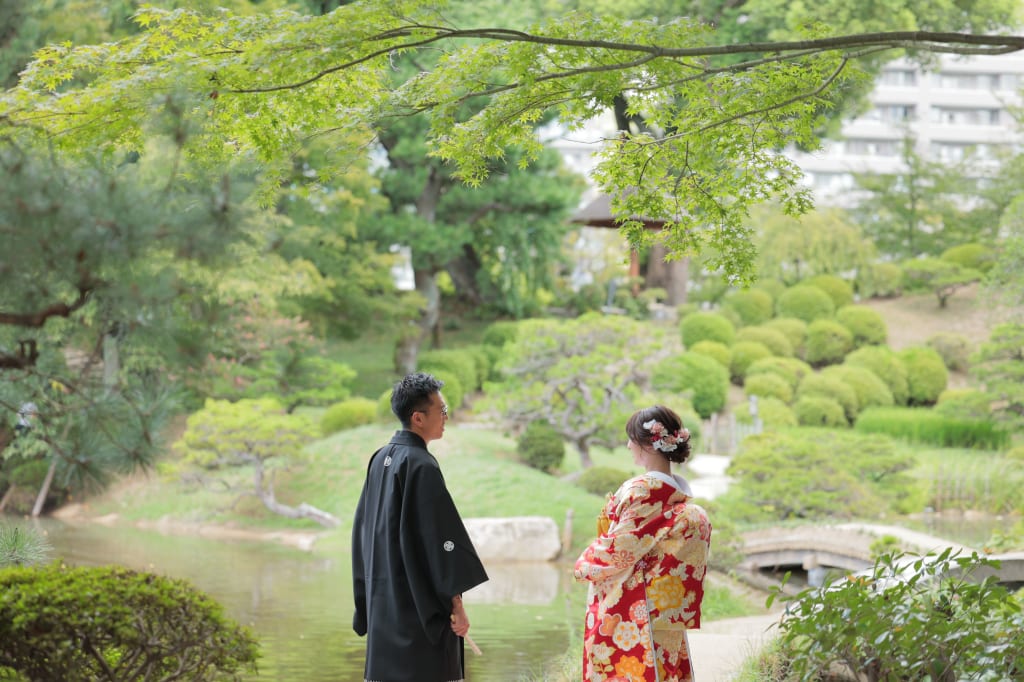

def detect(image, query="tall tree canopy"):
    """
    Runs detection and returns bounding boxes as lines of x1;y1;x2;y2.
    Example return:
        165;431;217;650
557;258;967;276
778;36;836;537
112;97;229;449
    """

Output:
3;0;1022;283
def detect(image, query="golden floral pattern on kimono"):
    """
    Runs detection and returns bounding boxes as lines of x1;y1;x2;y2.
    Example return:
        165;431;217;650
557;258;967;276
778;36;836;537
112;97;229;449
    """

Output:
574;474;711;682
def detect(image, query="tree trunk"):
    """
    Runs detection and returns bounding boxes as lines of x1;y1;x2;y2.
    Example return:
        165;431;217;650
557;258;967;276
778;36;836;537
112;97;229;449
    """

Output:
102;325;121;393
31;458;58;518
576;439;594;469
249;455;339;528
0;485;15;512
447;244;484;305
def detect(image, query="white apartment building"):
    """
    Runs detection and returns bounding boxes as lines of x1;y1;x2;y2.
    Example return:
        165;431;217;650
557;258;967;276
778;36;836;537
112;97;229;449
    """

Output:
790;52;1024;203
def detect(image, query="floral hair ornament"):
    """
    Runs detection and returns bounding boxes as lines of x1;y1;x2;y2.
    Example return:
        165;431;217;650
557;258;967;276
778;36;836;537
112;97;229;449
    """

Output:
642;419;691;453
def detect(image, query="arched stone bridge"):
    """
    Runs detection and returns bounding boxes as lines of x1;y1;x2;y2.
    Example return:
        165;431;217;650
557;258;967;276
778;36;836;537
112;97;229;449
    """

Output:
741;522;1024;588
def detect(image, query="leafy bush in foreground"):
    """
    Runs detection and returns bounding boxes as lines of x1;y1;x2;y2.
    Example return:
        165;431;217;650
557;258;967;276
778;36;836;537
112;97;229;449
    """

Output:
0;563;259;682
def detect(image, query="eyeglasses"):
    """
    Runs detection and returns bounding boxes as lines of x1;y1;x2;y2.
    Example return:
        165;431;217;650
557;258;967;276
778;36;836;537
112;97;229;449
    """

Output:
417;404;449;418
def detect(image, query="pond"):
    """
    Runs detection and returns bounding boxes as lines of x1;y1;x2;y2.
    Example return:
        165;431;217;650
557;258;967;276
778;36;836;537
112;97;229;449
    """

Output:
34;520;587;682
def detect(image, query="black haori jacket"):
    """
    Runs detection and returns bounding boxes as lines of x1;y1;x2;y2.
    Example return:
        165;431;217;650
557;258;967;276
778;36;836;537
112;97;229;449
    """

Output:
352;430;489;682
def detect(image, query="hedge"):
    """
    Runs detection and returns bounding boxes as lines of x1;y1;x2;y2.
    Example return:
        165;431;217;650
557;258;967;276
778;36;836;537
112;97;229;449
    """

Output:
934;388;993;421
737;395;797;428
744;372;793;404
793;395;848;427
680;311;736;347
764;317;808;358
0;563;259;682
745;356;813;392
821;365;894;411
775;285;836;323
836;305;888;347
481;320;520;348
418;349;479;397
855;407;1010;450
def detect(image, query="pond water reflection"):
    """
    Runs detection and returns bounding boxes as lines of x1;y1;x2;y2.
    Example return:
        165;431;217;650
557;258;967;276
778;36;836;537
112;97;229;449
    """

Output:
35;520;586;682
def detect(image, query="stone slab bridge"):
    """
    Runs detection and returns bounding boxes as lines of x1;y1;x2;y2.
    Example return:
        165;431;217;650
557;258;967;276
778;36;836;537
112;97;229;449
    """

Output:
741;522;1024;588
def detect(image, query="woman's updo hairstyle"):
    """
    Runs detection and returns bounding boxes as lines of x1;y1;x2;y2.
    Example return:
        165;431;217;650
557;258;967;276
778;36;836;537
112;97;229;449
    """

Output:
625;405;692;464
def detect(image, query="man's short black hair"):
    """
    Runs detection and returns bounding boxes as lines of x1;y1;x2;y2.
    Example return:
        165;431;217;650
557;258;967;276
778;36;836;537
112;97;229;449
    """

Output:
391;372;444;428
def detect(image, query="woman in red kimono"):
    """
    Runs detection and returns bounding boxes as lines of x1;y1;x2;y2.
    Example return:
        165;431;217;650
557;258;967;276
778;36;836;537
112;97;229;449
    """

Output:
574;405;712;682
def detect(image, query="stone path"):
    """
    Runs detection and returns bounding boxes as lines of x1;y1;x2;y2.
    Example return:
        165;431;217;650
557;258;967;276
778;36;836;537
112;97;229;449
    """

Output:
689;614;782;682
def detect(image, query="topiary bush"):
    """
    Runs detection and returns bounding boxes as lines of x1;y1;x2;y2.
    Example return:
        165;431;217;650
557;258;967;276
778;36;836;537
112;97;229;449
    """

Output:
736;326;793;357
516;420;566;473
652;352;730;419
897;346;949;406
804;274;855;309
728;341;774;386
821;365;894;412
321;397;378;436
745;356;813;393
0;563;259;682
926;332;973;372
857;261;903;299
481;320;520;348
418;349;479;398
688;340;731;368
764;317;808;358
797;373;859;423
835;305;888;347
805;319;854;367
934;388;992;421
941;242;996;274
793;395;848;427
723;289;774;326
577;466;631;496
775;284;836;323
845;346;910;406
744;372;793;404
680;311;736;347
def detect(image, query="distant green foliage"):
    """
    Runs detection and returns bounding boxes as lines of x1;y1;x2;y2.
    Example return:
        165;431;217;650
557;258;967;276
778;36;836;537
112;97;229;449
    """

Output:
729;341;773;385
845;346;910;406
805;319;854;367
798;373;859;423
321;397;378;435
902;257;982;308
653;352;730;419
737;396;797;429
577;467;631;496
0;563;259;681
461;345;494;390
430;370;465;411
680;311;736;347
736;326;793;357
763;317;808;358
775;285;835;323
926;332;972;372
855;407;1009;450
773;550;1024;680
754;279;787;301
688;340;731;368
794;395;848;427
897;346;949;406
418;349;478;399
934;388;992;421
857;261;904;299
971;323;1024;431
941;242;996;273
821;365;894;412
804;274;854;308
376;389;395;422
723;289;774;326
744;373;793;404
745;356;813;392
835;305;888;347
516;420;565;473
481;320;520;348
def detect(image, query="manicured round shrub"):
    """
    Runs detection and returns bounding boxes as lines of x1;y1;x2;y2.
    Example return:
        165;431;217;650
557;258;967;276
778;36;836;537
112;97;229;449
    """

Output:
804;274;855;308
821;365;894;411
736;326;793;357
688;340;731;368
738;395;797;428
754;279;786;301
934;388;992;420
744;372;793;404
926;332;972;372
775;285;836;323
653;352;730;419
516;420;565;473
797;373;859;423
321;397;378;435
793;395;848;427
430;370;465;411
0;563;259;682
845;346;910;406
578;466;631;496
680;311;736;347
418;349;478;397
836;305;888;347
765;317;808;358
481;320;520;347
745;356;813;393
723;289;774;326
941;242;996;273
805;319;854;367
728;341;773;385
897;346;949;406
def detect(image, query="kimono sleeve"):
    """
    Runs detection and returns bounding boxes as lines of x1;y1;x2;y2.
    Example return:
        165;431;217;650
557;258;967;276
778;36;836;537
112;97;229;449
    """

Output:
573;479;664;584
399;457;488;644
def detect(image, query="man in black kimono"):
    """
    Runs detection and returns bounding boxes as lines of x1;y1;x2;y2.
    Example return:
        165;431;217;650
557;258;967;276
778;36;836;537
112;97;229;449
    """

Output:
352;372;489;682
